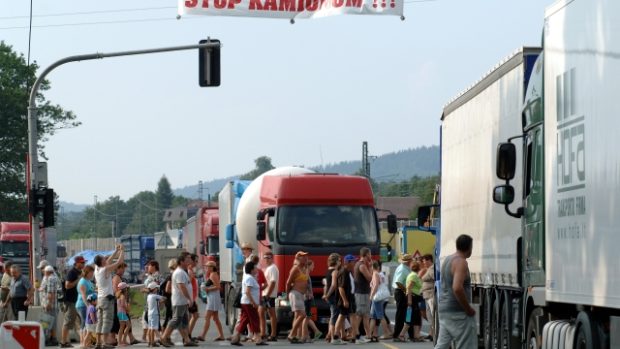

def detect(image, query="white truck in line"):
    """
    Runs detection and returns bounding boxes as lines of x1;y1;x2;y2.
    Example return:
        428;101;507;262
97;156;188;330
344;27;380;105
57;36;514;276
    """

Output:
421;0;620;348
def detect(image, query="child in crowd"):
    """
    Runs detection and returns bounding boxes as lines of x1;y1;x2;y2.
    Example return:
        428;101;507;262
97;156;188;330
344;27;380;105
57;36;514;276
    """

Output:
117;282;131;346
86;294;98;346
146;282;166;347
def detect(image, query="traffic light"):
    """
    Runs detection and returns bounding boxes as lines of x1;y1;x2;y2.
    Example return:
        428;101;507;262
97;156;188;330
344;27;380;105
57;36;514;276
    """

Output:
199;39;221;87
30;187;55;228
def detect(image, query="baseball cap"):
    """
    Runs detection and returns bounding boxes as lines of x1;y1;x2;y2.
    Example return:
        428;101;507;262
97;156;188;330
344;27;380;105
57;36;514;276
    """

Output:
147;282;159;290
86;294;97;302
74;256;86;264
44;265;54;272
37;260;49;269
344;254;358;263
400;254;413;262
241;242;253;250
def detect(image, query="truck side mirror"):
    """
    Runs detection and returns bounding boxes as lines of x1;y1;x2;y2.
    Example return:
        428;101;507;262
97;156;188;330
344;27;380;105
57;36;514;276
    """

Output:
256;221;266;241
496;143;516;180
493;185;515;204
386;214;398;234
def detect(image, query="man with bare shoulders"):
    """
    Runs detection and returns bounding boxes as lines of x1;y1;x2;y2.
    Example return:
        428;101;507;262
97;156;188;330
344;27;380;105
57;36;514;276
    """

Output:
434;234;476;349
285;251;309;343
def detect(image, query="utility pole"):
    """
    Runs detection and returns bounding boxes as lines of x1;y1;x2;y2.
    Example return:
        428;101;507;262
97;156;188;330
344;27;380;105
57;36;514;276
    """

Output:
362;141;370;178
198;180;204;204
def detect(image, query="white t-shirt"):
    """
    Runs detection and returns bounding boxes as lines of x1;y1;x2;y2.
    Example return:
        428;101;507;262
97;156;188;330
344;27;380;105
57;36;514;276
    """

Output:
241;273;260;305
171;268;190;306
263;264;279;298
147;294;164;318
95;266;114;298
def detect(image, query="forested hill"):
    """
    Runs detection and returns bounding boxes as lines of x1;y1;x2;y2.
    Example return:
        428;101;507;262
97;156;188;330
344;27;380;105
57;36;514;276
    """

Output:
316;145;439;181
174;146;439;199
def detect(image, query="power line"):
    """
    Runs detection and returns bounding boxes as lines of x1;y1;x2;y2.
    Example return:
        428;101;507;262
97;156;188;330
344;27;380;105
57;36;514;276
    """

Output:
0;16;181;31
0;6;175;21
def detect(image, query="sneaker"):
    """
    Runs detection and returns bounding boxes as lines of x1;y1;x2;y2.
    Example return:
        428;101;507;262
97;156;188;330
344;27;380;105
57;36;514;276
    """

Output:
357;337;371;344
314;332;323;340
331;339;347;345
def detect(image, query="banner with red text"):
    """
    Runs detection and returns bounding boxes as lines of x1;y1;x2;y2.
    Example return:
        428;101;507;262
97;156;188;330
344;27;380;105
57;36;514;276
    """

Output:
179;0;403;19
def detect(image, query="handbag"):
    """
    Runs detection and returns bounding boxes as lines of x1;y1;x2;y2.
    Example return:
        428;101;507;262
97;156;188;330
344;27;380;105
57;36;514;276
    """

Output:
373;281;390;302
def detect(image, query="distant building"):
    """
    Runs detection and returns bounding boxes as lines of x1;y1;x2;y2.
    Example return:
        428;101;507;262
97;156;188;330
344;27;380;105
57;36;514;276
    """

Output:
375;196;421;221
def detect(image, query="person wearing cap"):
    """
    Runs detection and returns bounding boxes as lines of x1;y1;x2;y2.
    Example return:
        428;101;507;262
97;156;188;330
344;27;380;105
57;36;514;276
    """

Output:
60;255;86;348
116;282;131;346
332;254;357;344
37;260;50;309
197;261;224;342
146;282;166;347
283;251;309;343
392;254;413;342
142;260;162;342
0;261;13;322
41;265;60;346
94;245;125;349
240;242;254;263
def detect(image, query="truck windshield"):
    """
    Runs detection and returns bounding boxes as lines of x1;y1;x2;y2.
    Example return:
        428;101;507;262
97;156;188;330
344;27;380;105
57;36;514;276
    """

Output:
277;206;378;246
0;242;29;257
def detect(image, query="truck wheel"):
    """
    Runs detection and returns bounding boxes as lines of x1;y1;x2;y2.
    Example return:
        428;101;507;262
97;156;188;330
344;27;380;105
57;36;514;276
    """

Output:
574;311;599;349
526;309;541;349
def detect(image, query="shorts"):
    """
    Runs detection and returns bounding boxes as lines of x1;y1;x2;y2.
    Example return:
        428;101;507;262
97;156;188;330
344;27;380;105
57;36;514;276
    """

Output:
118;312;129;322
77;306;87;329
63;303;79;329
354;293;370;316
86;324;96;333
148;316;160;330
188;302;198;314
370;300;385;320
262;297;275;308
96;296;116;334
167;305;189;330
289;290;305;312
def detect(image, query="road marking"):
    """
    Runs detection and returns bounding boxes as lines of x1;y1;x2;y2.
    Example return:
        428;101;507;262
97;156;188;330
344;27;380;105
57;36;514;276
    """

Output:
381;341;401;349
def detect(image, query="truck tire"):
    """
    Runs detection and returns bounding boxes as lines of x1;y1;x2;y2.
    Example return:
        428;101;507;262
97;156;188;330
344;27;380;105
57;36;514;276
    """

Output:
574;311;599;349
526;308;542;349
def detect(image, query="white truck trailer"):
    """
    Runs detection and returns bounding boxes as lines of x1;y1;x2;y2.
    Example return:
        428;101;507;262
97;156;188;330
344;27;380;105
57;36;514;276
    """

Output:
431;1;620;348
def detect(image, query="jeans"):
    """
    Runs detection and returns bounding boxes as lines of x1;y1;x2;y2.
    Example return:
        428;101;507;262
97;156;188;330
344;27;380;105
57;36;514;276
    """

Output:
434;312;477;349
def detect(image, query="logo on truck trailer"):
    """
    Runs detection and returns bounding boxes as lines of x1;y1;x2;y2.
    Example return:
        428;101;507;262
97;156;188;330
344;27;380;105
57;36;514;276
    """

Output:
555;68;587;240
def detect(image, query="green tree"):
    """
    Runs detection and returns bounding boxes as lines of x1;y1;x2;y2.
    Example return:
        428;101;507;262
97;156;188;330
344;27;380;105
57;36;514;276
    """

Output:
0;42;80;221
156;175;174;230
240;156;275;180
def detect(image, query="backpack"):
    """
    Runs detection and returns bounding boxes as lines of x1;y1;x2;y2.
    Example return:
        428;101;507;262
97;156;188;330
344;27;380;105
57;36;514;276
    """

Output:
160;275;171;296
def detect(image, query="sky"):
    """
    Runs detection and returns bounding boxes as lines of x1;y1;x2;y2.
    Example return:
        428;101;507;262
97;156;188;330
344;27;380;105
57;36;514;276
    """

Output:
1;0;550;204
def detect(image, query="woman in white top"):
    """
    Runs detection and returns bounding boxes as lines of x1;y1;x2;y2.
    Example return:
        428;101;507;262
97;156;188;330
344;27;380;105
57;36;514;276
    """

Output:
230;261;267;346
94;245;124;349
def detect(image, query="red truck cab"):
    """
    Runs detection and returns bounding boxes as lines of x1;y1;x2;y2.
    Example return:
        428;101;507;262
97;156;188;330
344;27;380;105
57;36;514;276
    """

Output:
255;174;385;328
0;222;31;279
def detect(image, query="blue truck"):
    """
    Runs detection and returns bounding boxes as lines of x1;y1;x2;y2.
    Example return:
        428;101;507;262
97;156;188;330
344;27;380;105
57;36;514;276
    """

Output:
121;234;155;283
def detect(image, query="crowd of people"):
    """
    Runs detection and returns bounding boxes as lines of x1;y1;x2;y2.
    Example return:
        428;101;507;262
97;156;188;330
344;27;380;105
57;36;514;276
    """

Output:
0;237;475;348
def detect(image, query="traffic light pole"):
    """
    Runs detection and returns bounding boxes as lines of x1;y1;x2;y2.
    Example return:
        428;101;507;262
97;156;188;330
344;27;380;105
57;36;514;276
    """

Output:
27;40;221;284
